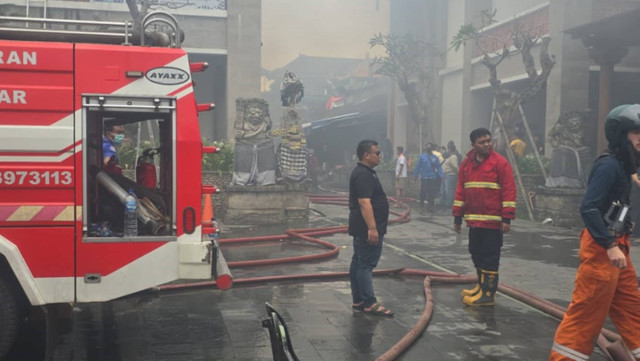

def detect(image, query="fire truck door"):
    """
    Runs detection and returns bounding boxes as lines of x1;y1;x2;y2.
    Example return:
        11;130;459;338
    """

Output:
0;41;76;304
75;95;178;302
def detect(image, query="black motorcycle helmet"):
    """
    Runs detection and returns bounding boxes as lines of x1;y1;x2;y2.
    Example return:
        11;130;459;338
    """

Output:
604;104;640;173
605;104;640;147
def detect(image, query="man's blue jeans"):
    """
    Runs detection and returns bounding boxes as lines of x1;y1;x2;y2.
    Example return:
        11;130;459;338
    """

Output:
442;174;457;207
350;235;384;307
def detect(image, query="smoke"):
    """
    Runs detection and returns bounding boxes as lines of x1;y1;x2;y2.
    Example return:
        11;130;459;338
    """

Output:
262;0;389;71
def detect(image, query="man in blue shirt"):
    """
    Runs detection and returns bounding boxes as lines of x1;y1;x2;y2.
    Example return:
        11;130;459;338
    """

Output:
413;143;443;210
102;124;125;173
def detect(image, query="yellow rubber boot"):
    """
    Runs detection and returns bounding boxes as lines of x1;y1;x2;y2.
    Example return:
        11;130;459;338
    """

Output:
463;269;498;307
461;268;481;297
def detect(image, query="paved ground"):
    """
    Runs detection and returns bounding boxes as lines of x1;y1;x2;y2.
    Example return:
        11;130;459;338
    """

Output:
9;195;639;361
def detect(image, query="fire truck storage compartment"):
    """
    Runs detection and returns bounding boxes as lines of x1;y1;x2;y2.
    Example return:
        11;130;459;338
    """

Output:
83;95;175;240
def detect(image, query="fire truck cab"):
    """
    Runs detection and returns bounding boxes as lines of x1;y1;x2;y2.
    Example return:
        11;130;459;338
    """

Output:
0;12;223;358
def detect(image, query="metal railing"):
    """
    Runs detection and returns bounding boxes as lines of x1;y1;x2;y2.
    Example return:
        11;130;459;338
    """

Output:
0;15;132;44
0;11;183;47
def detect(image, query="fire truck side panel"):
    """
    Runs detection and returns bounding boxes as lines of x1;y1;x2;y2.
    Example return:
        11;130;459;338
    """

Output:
174;92;209;278
75;243;179;302
0;227;74;277
0;227;74;303
0;40;76;305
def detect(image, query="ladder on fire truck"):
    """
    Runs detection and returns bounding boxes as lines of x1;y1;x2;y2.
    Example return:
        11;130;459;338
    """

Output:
0;10;181;47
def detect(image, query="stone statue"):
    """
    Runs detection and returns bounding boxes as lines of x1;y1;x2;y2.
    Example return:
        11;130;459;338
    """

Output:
280;70;304;107
234;98;272;141
545;110;592;188
547;109;590;149
275;72;308;182
232;98;277;186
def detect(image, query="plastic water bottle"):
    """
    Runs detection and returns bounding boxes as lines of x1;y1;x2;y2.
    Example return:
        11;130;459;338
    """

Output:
124;189;138;237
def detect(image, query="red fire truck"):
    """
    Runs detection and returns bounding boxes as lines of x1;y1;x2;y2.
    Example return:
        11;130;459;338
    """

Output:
0;12;224;358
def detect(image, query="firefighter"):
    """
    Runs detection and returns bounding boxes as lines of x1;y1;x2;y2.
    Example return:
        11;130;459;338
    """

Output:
550;104;640;361
103;123;125;173
453;127;516;307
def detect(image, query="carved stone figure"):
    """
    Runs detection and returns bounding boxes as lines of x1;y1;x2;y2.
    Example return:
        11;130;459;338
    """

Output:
275;73;307;182
280;70;304;107
276;108;308;181
545;110;592;188
232;98;277;186
234;98;272;141
547;109;590;149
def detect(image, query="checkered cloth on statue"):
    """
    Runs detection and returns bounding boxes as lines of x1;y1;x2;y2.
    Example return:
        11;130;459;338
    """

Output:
277;143;307;181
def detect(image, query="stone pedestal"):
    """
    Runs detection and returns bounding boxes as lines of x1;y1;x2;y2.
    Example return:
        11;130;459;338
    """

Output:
223;182;309;225
532;186;585;228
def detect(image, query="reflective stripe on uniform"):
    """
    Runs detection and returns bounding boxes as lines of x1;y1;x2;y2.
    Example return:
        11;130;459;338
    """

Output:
464;181;501;189
464;214;502;221
551;342;589;361
632;347;640;359
453;200;464;207
502;201;516;208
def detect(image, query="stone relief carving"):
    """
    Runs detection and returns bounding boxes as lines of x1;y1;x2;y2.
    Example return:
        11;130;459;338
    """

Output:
234;98;272;141
545;110;592;188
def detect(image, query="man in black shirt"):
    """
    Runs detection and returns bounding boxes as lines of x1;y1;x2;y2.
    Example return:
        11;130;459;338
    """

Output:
349;140;393;316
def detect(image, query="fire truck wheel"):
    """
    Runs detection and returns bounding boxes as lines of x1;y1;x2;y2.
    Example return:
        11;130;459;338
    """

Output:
0;276;19;360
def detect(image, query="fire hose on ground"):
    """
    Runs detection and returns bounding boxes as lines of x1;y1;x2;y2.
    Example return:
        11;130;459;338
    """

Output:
156;195;633;361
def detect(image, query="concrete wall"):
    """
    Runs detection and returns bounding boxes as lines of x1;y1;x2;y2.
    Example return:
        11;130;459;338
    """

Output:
445;0;465;68
190;53;227;141
226;0;262;140
439;0;465;153
544;0;592;157
460;0;492;150
223;183;309;225
388;0;448;150
440;71;464;151
388;0;430;153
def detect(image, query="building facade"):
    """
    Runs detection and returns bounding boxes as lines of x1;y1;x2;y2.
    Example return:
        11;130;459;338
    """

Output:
389;0;640;157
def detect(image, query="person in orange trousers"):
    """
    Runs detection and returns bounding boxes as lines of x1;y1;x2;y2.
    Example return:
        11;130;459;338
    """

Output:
550;104;640;361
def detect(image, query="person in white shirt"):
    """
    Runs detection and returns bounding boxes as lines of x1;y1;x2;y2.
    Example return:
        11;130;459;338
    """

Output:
440;141;461;207
395;146;407;200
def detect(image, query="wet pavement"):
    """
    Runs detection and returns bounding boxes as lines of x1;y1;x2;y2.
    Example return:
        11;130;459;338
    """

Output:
9;195;639;361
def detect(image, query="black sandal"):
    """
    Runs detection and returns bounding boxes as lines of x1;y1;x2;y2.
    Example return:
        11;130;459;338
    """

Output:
363;303;394;317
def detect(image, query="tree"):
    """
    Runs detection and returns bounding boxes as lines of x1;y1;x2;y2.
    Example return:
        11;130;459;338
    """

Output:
369;33;440;151
451;10;556;220
451;9;555;138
